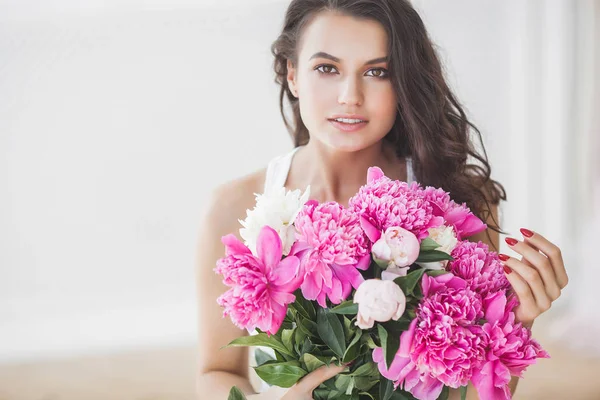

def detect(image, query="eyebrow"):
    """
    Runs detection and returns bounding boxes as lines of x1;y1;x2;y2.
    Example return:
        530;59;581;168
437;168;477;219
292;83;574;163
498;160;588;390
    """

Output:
309;52;388;66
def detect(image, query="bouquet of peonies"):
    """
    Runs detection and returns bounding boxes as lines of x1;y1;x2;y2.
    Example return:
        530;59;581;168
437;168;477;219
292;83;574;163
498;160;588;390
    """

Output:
216;167;549;400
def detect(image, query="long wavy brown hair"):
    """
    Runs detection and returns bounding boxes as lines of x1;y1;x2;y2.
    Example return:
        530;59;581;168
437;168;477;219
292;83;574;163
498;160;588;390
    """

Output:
270;0;507;247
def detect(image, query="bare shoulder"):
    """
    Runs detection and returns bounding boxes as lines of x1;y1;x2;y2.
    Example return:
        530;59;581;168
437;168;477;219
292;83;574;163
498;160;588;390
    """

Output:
202;167;267;236
195;166;266;378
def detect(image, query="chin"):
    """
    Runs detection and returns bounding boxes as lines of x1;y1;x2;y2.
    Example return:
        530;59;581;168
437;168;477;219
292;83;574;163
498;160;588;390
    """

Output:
317;130;385;153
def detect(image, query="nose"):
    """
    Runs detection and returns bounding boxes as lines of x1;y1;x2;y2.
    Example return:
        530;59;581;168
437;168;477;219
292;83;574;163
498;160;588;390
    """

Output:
338;76;363;106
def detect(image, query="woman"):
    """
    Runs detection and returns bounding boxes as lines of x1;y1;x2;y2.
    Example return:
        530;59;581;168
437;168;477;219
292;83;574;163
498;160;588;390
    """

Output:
195;1;568;399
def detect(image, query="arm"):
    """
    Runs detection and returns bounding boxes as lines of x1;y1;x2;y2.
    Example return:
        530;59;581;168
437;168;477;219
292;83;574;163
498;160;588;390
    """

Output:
195;182;258;399
195;179;350;400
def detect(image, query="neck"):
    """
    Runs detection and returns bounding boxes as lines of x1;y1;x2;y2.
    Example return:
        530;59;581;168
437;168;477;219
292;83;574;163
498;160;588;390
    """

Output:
289;140;406;207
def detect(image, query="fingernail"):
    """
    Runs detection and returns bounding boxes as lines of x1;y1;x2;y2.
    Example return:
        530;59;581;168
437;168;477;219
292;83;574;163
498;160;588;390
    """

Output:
505;237;518;246
498;253;510;262
520;228;534;238
503;265;512;274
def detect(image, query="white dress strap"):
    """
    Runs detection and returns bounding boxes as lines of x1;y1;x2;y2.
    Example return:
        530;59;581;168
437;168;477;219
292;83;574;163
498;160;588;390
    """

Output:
265;148;415;191
263;146;302;194
406;156;415;183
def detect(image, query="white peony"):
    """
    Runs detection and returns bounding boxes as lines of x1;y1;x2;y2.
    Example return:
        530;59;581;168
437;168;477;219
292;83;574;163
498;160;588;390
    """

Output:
239;185;310;256
353;279;406;329
417;225;458;270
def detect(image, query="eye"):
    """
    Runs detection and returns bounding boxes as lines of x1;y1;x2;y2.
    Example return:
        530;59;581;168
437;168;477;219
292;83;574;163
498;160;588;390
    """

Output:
315;64;339;75
365;68;389;78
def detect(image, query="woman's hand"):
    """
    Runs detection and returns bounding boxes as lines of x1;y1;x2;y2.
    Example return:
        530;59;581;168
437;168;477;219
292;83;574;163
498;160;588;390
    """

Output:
499;228;569;328
280;362;349;400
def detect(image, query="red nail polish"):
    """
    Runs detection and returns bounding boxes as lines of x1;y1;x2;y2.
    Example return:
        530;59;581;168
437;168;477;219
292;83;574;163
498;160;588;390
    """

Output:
498;253;510;262
505;237;518;246
520;228;534;238
503;265;512;274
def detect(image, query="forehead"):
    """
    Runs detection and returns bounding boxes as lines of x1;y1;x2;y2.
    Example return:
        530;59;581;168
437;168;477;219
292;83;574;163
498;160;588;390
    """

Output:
298;11;389;62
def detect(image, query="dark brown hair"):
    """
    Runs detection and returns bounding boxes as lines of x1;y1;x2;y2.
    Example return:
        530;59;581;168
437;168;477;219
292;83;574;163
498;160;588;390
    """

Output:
270;0;507;246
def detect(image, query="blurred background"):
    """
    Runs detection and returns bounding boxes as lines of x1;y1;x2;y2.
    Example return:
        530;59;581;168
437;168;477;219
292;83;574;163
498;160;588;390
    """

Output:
0;0;598;399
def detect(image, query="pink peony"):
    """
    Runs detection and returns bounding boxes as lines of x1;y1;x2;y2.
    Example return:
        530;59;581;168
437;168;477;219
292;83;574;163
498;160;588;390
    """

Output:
214;226;301;335
412;274;487;388
372;226;421;276
291;200;370;307
373;319;445;400
349;167;444;242
447;241;511;298
422;187;487;240
471;292;550;400
373;274;488;399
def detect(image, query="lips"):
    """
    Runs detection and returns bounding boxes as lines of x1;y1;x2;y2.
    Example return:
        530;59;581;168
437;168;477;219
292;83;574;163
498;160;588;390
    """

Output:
328;114;368;122
328;119;369;132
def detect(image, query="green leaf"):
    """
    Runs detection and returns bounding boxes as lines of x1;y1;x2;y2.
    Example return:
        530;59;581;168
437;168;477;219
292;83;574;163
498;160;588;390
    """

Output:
326;390;343;400
254;348;274;366
292;290;316;319
425;269;449;277
349;362;379;377
282;329;295;352
416;250;454;263
334;374;353;391
363;334;378;349
342;329;364;364
299;336;316;356
345;376;355;395
420;237;441;251
359;391;376;400
253;360;307;388
379;378;395;400
394;268;426;296
436;385;450;400
330;300;359;315
381;317;412;335
274;350;287;362
312;388;329;400
317;308;346;358
227;386;247;400
377;324;399;370
373;256;390;270
343;316;354;341
294;326;308;355
302;353;327;372
224;333;293;357
391;392;418;400
354;376;379;392
298;318;319;338
460;385;468;400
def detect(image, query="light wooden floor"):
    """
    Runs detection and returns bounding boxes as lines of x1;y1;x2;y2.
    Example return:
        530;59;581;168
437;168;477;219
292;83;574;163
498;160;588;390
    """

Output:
1;331;599;400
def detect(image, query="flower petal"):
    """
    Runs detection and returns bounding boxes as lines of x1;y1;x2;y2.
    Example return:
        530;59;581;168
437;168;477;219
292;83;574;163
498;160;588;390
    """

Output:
367;166;385;183
361;215;381;242
271;256;300;287
256;226;283;269
221;234;252;256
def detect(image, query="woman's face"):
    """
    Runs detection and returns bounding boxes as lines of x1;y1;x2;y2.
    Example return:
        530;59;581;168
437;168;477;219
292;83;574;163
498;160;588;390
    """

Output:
287;11;397;152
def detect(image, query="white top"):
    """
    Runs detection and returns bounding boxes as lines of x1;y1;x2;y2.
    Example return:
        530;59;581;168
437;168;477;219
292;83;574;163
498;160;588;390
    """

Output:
263;145;414;194
248;146;415;394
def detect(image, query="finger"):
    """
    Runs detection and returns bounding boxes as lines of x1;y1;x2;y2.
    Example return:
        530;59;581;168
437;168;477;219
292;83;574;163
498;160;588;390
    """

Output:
502;263;540;324
295;363;347;393
503;257;552;312
519;228;568;289
504;237;562;301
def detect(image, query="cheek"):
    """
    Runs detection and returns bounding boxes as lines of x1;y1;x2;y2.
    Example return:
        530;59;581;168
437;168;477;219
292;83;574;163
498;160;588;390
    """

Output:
368;86;397;122
303;74;337;104
298;74;337;124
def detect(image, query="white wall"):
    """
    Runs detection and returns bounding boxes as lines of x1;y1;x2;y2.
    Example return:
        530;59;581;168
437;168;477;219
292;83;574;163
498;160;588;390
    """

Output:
0;0;586;362
0;0;293;362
